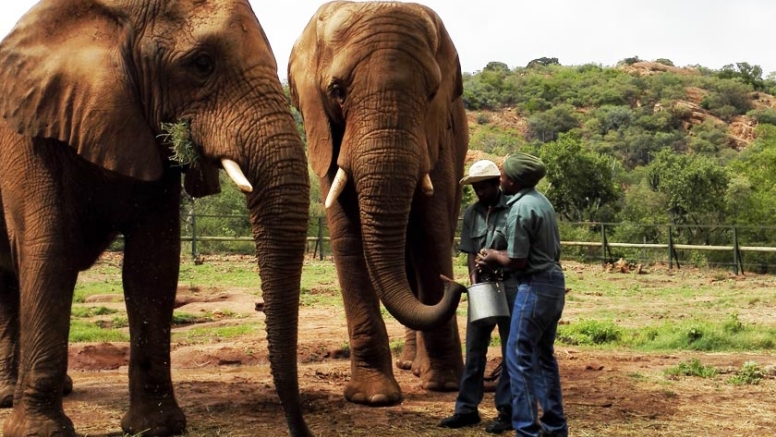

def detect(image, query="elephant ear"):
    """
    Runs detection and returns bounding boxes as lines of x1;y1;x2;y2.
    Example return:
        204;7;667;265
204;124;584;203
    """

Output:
288;3;340;179
420;5;463;104
418;5;466;169
0;0;162;181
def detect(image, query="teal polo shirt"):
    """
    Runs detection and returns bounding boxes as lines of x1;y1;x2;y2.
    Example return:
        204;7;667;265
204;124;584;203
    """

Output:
505;187;562;275
459;192;512;254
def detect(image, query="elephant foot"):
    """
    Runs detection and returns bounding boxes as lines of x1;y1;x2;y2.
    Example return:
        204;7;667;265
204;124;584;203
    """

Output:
418;366;460;392
121;399;186;436
0;375;72;408
344;372;402;406
396;328;417;370
3;407;75;437
395;346;415;370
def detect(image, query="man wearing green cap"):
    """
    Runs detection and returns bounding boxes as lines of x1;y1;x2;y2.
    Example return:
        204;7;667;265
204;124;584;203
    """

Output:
476;152;568;437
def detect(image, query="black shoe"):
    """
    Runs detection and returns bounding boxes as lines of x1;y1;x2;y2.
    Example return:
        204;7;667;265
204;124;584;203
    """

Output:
438;412;481;428
485;411;513;434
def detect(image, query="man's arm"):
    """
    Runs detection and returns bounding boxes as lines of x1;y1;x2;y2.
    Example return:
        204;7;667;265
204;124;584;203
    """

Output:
476;249;528;271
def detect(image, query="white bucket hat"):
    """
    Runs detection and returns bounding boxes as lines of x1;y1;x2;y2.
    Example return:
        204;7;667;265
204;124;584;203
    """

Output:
459;160;501;186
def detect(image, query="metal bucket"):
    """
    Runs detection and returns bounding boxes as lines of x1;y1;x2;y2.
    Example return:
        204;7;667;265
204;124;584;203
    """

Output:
467;281;510;325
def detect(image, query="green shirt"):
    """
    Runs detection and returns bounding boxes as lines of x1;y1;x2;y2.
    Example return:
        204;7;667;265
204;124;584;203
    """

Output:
459;192;511;254
505;187;561;275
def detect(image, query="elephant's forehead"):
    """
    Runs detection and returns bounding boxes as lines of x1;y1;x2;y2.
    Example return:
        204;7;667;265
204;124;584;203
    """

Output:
320;2;436;48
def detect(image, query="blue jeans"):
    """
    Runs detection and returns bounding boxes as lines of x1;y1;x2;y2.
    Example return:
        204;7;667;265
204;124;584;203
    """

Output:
454;278;518;415
506;267;568;437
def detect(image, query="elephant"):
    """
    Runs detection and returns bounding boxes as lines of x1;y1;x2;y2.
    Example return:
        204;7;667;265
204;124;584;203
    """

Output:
0;0;313;436
288;1;467;406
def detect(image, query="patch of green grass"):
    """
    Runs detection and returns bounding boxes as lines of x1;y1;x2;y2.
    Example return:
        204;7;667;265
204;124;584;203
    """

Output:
71;306;119;318
179;260;261;291
664;358;717;378
558;319;622;345
390;339;405;355
557;314;776;353
172;322;264;343
728;361;765;385
73;280;123;303
70;320;129;343
172;312;213;325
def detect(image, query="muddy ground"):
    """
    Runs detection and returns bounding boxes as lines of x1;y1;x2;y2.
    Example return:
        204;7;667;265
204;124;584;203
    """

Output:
1;258;775;437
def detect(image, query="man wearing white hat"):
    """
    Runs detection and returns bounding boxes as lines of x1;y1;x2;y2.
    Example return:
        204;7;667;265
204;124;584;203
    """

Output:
439;159;517;434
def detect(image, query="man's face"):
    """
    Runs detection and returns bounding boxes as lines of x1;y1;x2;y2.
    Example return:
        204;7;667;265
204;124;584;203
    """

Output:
499;169;518;195
471;179;500;205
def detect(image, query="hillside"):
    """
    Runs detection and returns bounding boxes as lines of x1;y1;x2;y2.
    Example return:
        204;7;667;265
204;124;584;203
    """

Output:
464;61;776;164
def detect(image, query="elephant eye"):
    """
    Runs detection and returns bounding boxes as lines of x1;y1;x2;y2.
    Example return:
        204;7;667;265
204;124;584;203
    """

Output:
328;82;346;103
428;84;439;102
190;54;215;77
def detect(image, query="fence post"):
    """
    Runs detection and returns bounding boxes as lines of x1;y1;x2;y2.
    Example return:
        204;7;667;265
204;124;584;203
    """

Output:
317;216;324;260
667;225;673;269
600;223;607;266
190;203;198;259
732;226;743;275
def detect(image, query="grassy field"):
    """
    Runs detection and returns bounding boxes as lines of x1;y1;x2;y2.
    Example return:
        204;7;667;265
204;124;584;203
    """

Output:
73;253;776;357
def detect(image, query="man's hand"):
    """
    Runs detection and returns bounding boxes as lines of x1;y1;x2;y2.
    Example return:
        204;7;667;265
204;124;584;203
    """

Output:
475;248;497;270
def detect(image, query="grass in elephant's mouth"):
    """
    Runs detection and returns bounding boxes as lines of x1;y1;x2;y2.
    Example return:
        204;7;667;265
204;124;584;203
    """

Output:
160;120;199;167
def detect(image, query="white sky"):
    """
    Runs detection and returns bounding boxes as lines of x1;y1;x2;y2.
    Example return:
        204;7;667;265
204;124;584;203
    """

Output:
2;0;774;81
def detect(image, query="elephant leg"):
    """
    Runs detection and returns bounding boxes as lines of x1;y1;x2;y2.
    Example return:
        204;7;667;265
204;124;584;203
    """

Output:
406;215;463;391
120;210;185;436
0;270;18;408
3;261;78;437
395;326;416;370
327;204;401;406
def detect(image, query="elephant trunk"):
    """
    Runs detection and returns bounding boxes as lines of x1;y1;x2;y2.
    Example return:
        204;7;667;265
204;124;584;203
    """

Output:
242;100;312;437
353;133;462;332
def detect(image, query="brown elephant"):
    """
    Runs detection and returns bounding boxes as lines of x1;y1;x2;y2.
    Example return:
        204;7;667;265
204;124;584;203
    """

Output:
288;1;467;406
0;0;313;436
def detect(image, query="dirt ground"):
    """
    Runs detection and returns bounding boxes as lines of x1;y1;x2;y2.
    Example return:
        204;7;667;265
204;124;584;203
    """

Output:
2;259;776;437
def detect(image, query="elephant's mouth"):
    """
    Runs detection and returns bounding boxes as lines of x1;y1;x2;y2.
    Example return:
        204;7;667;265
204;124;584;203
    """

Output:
324;167;434;208
161;120;252;194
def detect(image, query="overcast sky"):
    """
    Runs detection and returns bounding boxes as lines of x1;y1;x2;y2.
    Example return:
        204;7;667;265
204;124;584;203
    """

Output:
2;0;774;81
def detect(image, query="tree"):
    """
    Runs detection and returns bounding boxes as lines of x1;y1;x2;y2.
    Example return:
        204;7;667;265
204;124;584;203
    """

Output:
646;150;730;243
539;134;621;222
526;104;579;142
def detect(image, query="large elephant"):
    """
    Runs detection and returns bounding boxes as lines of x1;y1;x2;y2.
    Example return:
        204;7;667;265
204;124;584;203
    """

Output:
0;0;313;436
288;1;467;406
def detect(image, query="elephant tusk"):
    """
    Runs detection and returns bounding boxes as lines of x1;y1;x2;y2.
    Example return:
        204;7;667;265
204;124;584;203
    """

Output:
221;159;253;193
325;167;348;209
421;174;434;196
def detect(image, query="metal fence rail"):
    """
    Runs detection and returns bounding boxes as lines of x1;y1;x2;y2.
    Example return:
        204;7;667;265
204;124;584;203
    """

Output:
173;212;776;274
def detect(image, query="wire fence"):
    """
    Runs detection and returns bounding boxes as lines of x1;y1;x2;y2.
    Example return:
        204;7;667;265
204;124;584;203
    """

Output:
163;211;776;275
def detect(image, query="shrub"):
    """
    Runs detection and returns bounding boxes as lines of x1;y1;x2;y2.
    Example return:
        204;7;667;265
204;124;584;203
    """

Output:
748;108;776;125
665;358;717;378
728;361;765;385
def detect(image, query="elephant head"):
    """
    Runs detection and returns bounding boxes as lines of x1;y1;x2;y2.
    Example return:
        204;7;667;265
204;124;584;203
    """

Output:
288;1;466;330
0;0;311;435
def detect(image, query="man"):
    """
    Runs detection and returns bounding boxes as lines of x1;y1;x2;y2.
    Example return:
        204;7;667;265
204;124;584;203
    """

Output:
476;152;569;437
439;159;517;434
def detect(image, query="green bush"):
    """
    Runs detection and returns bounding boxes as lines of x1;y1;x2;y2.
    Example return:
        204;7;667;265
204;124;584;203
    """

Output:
728;361;765;385
664;358;717;378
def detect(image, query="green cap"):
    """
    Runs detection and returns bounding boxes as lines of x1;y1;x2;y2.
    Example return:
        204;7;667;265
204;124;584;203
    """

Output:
502;152;546;187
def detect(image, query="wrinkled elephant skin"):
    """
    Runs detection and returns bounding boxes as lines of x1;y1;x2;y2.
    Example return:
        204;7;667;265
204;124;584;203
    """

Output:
289;1;468;405
0;1;312;436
